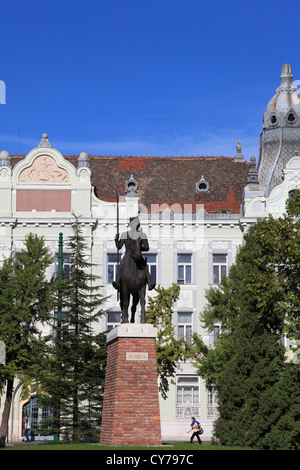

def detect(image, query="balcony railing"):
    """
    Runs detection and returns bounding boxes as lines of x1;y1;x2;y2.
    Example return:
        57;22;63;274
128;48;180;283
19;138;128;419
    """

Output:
207;405;219;418
176;404;201;419
176;404;219;418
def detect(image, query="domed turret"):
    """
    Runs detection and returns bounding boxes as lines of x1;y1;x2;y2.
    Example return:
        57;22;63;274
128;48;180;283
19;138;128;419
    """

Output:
263;64;300;129
258;64;300;197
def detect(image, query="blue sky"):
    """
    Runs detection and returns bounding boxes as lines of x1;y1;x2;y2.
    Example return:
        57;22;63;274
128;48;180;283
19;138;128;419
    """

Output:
1;0;300;161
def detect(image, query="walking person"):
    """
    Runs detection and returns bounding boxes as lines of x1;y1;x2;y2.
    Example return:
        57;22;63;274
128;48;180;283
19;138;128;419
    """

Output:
24;414;31;442
187;416;202;444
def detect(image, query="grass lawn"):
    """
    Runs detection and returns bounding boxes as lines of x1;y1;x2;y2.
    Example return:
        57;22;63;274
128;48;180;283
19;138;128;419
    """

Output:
3;441;252;451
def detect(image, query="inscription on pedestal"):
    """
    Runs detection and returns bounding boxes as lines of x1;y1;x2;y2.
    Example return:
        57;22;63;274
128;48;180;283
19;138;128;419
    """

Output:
126;352;148;361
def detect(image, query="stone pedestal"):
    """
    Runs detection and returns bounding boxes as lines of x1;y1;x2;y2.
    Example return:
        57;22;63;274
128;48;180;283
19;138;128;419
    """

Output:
100;323;161;446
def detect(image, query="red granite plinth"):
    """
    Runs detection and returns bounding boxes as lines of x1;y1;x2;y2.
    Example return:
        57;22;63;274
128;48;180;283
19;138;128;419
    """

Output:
100;324;161;446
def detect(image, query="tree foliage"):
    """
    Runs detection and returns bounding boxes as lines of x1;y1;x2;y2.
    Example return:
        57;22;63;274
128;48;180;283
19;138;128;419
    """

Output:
194;192;300;449
146;284;194;399
35;219;107;442
0;234;54;447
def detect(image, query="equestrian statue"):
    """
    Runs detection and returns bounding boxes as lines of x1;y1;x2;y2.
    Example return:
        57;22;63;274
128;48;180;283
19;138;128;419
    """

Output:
112;216;155;323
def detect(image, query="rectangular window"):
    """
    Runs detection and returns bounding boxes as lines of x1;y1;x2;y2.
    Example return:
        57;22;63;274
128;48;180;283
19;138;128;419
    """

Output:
146;254;157;284
62;255;70;279
177;254;192;284
209;324;221;348
107;253;119;284
207;387;219;417
213;325;220;344
107;311;121;330
178;312;193;345
55;254;70;279
212;254;227;284
176;376;200;418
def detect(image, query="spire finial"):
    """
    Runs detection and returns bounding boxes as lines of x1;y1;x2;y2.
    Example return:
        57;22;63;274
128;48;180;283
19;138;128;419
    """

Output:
38;133;51;148
279;64;293;90
247;156;259;185
235;140;244;162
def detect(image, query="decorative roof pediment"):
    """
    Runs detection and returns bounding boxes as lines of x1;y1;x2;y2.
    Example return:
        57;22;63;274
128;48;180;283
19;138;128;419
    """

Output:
19;155;70;183
285;155;300;170
244;155;300;219
13;143;76;187
8;135;92;216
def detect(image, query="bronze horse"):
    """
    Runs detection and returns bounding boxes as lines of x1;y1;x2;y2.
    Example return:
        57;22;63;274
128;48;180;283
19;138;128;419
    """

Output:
119;237;148;324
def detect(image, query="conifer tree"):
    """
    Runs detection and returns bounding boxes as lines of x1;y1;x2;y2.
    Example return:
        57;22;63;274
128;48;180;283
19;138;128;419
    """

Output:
194;193;300;449
146;284;194;399
0;234;54;447
37;219;107;442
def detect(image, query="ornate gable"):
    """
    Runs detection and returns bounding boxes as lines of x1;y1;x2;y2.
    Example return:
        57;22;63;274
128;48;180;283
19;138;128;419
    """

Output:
9;134;91;216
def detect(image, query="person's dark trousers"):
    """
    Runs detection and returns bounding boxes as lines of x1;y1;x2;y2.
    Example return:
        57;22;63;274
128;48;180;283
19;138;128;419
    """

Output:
24;429;30;442
190;432;202;444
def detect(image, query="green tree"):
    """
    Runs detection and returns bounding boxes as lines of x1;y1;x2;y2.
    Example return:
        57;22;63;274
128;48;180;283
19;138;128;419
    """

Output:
0;234;54;447
36;219;107;442
146;284;194;399
194;193;300;449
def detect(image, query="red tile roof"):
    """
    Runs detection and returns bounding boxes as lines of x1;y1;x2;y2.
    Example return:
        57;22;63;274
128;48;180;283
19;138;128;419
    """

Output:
11;155;249;214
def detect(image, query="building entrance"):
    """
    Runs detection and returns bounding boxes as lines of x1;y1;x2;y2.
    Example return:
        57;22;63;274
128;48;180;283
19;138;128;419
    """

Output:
22;397;54;441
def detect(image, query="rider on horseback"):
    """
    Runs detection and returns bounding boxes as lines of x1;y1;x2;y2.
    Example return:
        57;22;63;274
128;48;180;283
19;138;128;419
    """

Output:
112;216;156;292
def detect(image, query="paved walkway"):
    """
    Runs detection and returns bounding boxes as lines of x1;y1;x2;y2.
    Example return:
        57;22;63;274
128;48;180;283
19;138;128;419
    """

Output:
5;440;46;447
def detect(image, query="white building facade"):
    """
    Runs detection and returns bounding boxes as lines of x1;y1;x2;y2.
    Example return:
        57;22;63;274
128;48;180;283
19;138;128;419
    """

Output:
1;64;299;443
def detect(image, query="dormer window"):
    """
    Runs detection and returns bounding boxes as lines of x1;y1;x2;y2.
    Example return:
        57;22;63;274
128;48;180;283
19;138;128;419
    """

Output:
286;111;297;124
196;175;209;193
125;174;138;196
269;113;279;127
